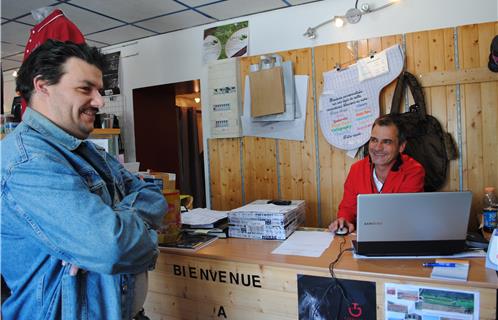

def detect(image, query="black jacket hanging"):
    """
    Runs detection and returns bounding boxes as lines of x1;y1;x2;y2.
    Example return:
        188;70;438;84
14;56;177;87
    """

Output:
388;71;458;191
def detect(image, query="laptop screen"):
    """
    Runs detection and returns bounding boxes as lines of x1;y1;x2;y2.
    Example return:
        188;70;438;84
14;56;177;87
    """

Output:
354;191;472;256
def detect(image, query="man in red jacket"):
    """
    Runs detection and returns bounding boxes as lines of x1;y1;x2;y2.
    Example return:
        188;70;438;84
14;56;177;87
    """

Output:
329;115;425;233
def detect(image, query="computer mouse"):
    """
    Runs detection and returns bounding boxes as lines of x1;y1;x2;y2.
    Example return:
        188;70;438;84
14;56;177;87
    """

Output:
466;231;489;249
335;226;349;236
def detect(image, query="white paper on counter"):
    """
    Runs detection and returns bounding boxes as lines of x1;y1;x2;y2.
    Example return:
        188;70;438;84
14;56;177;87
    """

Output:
272;231;333;257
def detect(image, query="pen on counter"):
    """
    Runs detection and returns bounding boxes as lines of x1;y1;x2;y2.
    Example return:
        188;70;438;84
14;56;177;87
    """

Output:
422;262;456;268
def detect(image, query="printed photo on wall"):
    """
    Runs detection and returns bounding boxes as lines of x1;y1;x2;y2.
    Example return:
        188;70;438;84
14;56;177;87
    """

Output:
203;21;248;64
102;51;121;96
298;274;376;320
384;283;480;319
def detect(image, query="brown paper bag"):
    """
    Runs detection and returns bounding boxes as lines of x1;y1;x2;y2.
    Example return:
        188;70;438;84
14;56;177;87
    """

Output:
249;66;285;117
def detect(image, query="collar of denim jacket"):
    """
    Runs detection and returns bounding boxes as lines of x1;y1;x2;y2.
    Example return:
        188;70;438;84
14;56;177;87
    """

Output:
23;107;84;151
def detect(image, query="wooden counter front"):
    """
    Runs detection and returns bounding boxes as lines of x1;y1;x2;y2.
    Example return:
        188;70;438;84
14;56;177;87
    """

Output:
144;236;498;319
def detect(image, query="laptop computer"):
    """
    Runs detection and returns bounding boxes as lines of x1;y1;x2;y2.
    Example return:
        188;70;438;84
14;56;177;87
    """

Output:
353;191;472;256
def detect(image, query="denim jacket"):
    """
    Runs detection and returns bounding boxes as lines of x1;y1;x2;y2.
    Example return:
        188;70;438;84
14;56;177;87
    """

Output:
1;108;167;320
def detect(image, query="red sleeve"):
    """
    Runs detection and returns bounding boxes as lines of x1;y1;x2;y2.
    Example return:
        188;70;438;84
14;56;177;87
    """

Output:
398;157;425;193
337;169;358;224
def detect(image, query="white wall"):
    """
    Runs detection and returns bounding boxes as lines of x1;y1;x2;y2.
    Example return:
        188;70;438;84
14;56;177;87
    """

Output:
3;73;16;114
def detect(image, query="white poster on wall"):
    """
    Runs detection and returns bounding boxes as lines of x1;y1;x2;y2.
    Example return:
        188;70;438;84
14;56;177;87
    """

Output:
318;44;404;151
208;58;242;138
384;283;479;319
203;21;248;65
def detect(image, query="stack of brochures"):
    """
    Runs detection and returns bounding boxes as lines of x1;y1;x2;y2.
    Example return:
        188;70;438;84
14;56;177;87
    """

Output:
181;208;229;238
228;200;305;240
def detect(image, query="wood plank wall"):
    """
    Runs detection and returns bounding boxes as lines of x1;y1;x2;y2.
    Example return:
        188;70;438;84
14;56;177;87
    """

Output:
208;21;498;229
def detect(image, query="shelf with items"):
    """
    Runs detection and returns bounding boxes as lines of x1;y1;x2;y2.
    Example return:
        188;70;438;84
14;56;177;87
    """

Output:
89;128;121;157
91;128;120;136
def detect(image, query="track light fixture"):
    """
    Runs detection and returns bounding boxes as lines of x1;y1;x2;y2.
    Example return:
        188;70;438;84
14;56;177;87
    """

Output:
303;0;399;40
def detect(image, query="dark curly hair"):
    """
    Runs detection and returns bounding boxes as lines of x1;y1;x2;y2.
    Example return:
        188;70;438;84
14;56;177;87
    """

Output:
16;39;106;103
372;114;406;144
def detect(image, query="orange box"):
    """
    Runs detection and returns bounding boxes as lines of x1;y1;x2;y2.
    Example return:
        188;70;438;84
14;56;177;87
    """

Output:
149;171;176;191
158;189;181;244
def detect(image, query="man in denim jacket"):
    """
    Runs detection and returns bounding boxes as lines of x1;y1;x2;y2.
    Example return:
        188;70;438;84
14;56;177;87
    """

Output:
1;40;167;319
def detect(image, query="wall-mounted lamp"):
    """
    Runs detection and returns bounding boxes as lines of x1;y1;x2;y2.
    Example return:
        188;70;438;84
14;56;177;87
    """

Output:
194;97;201;103
303;0;400;40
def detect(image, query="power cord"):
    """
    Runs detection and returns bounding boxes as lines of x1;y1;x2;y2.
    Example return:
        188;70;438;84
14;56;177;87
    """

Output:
311;236;354;319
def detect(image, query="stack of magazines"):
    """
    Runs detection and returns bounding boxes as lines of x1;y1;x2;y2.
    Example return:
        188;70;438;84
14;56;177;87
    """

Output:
159;232;218;252
180;208;229;238
228;200;305;240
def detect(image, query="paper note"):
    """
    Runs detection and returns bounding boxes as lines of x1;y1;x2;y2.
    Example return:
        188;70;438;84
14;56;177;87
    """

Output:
272;231;333;257
357;50;389;81
430;259;470;281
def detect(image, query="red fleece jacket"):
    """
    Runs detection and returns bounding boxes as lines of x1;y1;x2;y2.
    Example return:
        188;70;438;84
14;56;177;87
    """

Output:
337;154;425;225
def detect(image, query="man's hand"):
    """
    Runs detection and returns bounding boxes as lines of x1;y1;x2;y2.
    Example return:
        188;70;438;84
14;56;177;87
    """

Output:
62;260;80;276
328;217;355;233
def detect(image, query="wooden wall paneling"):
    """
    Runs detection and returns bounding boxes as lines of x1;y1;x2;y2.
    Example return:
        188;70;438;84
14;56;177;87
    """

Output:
315;43;340;227
240;49;318;223
428;28;452;191
333;42;357;206
239;55;279;204
208;21;496;231
340;40;363;171
208;139;222;210
243;137;278;203
403;33;417;109
478;22;498;193
208;138;242;210
442;28;461;191
379;35;403;114
459;24;484;229
366;36;382;56
276;49;318;226
147;273;296;319
405;28;466;193
455;27;469;194
146;254;300;319
222;138;243;210
445;82;460;191
145;248;498;319
315;44;351;227
409;31;433;114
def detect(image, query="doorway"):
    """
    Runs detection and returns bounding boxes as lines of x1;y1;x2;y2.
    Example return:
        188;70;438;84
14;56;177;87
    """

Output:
132;79;205;208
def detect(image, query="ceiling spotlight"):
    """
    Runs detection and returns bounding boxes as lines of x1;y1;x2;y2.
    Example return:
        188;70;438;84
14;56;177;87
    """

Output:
345;8;362;24
303;0;399;39
334;17;345;28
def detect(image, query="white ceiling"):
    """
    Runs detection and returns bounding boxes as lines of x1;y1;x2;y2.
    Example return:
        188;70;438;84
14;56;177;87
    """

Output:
1;0;322;71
